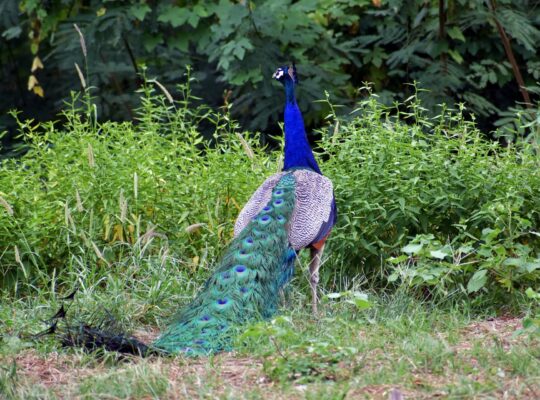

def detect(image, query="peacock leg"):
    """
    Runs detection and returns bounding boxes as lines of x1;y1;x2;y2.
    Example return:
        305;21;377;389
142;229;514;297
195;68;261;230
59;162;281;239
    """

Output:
308;244;325;315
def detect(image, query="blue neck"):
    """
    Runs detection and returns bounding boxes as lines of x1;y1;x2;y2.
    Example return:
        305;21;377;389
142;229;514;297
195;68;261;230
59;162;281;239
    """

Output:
283;81;321;174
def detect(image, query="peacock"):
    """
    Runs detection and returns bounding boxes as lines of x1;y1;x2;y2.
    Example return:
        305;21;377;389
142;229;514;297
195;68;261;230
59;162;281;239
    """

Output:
44;64;337;356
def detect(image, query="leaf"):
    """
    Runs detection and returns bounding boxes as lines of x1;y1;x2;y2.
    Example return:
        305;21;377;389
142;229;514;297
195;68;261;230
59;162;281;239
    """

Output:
525;288;540;300
467;269;487;293
2;26;22;40
447;26;466;42
233;45;245;60
130;4;151;21
170;34;189;52
481;228;501;243
402;243;423;255
33;86;44;97
350;292;372;310
325;292;343;299
388;255;408;264
193;4;208;17
430;249;449;260
31;56;43;72
524;262;540;273
30;42;39;55
143;34;164;52
158;7;191;27
458;245;474;254
187;13;200;28
347;298;371;309
503;257;526;267
27;75;38;90
448;49;463;64
413;6;428;29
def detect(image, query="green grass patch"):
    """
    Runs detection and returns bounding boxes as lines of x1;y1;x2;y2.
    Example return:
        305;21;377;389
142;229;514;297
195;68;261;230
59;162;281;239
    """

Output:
1;291;539;399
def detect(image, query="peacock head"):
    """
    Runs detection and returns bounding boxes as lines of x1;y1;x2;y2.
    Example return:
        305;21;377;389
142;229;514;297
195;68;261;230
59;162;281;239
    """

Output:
272;63;298;85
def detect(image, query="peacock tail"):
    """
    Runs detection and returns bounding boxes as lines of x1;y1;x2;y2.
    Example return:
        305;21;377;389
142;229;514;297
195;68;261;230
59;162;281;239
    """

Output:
151;173;297;355
38;63;336;358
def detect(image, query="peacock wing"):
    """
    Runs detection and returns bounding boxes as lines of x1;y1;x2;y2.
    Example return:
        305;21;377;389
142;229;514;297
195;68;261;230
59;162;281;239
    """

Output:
234;169;335;250
288;169;335;250
234;172;286;237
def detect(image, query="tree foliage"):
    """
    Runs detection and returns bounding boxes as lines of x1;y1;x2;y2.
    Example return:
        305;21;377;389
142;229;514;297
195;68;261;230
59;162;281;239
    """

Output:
1;0;539;137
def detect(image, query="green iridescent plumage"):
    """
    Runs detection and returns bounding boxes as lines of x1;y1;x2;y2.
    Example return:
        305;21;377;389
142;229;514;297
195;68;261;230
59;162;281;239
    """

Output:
151;174;297;355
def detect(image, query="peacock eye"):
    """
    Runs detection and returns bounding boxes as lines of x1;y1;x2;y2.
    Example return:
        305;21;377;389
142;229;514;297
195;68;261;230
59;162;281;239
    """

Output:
235;265;247;273
273;67;287;80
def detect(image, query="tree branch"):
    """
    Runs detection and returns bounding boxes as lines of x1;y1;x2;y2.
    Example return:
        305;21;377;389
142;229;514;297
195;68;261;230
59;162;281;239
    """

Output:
439;0;447;74
488;0;532;108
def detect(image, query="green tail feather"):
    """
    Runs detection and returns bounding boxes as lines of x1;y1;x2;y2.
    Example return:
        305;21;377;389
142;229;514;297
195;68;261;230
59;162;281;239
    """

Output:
152;174;297;355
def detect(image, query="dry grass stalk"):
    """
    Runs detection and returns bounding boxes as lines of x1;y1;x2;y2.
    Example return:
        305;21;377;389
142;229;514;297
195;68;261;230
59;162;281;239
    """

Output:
119;189;127;223
133;172;138;199
0;196;14;216
74;63;86;88
160;247;169;267
90;241;110;267
332;120;340;144
276;155;283;172
14;245;22;265
185;223;205;234
87;143;95;168
152;79;174;104
73;24;87;59
235;132;254;159
14;245;28;278
75;189;84;212
64;201;72;226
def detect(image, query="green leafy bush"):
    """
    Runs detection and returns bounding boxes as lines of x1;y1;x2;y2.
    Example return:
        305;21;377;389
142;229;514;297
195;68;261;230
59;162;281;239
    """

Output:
1;82;539;303
0;77;273;289
321;89;540;298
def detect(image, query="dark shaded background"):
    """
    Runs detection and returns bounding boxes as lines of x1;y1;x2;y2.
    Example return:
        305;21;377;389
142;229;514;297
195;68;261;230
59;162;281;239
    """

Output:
1;0;539;155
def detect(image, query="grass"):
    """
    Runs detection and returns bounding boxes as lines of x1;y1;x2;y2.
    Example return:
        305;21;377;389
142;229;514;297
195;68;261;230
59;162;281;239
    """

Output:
1;276;539;399
1;82;539;398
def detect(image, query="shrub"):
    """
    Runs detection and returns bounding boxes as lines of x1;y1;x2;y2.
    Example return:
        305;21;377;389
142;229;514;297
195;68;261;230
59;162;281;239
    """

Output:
321;89;540;298
1;83;539;302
